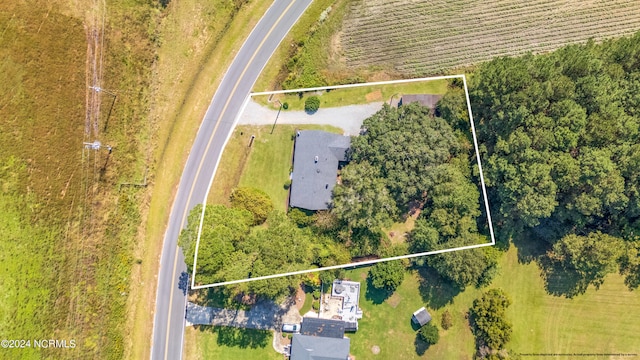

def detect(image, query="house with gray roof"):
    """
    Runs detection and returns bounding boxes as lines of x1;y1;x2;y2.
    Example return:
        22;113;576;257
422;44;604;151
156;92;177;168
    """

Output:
289;334;351;360
289;130;351;211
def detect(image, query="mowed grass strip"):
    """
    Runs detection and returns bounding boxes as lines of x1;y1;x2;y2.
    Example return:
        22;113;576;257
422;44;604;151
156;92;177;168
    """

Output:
255;78;449;111
208;124;342;211
493;247;640;353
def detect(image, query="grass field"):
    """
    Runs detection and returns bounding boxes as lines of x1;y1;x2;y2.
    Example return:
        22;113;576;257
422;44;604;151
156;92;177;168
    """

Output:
207;124;342;211
344;244;640;359
339;0;640;75
0;0;161;357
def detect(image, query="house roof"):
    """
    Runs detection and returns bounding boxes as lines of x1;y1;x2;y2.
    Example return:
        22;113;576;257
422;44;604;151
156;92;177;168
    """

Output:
412;307;432;327
290;130;351;211
300;318;345;339
399;94;443;110
290;334;350;360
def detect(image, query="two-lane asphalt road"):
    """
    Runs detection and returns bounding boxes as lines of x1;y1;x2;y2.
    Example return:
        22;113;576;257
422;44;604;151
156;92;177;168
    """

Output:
150;1;313;359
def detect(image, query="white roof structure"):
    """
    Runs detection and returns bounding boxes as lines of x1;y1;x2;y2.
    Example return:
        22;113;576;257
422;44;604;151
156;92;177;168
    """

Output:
331;280;363;331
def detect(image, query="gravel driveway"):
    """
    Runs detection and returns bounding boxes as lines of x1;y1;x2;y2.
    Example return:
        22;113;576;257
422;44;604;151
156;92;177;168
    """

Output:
186;299;302;330
237;99;385;135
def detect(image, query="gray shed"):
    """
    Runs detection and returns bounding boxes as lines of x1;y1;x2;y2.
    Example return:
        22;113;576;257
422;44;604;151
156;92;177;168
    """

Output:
399;94;443;112
412;307;432;327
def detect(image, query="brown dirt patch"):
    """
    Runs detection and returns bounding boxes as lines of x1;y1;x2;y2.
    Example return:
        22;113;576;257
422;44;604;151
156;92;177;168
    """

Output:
365;89;382;102
386;292;402;308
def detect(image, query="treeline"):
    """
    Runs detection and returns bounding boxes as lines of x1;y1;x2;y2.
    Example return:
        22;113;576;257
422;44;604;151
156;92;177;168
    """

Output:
463;33;640;292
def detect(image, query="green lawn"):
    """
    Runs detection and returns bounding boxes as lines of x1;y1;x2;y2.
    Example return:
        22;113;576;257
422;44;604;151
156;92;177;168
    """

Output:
344;245;640;359
185;326;280;360
254;78;449;111
209;124;342;211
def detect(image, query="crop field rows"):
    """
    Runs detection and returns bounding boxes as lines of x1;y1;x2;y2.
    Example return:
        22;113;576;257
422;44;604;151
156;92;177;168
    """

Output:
340;0;640;74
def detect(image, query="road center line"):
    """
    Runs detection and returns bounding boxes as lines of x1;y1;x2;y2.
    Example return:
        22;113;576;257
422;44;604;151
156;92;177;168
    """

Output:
162;1;298;359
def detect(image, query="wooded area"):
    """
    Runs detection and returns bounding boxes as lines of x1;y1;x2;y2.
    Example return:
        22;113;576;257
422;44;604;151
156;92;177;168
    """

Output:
463;34;640;294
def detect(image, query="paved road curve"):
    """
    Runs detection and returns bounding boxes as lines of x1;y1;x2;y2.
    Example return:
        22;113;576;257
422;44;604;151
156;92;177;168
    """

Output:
150;1;313;359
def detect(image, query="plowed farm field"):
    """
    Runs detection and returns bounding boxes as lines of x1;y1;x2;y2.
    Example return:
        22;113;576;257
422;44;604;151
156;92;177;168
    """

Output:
340;0;640;74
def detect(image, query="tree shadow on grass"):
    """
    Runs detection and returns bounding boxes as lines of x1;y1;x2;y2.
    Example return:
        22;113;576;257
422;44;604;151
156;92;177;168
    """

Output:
539;257;588;298
511;231;550;265
415;266;462;309
414;334;431;356
364;276;392;305
195;325;271;349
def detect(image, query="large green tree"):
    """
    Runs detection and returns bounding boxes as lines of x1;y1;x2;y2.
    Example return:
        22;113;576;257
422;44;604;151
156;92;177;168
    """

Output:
547;232;625;291
368;260;405;292
230;187;274;225
470;288;512;351
178;205;253;284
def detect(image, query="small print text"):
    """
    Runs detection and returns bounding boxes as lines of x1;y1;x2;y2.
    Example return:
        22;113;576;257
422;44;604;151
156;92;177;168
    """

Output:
1;339;76;349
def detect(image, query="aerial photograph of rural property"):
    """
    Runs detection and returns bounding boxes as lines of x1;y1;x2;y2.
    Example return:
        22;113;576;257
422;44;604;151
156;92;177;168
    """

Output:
1;0;640;359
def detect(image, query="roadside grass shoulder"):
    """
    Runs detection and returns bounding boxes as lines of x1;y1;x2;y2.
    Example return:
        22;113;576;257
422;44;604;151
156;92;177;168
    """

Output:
207;124;342;211
131;1;273;358
253;0;350;92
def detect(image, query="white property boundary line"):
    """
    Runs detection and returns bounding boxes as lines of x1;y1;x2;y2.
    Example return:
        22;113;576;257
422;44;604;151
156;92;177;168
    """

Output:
191;74;496;289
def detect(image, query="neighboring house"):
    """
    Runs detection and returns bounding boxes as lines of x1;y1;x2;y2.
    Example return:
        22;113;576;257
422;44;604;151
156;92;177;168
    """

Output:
330;280;363;331
300;318;345;338
289;334;351;360
412;307;432;327
398;94;443;113
289;130;351;211
290;318;351;360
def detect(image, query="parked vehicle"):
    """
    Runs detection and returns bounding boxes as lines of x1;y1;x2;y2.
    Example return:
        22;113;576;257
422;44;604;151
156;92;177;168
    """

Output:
281;323;300;333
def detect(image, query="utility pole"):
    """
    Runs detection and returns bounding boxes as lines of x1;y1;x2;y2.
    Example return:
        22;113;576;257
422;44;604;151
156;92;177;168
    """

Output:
271;99;283;134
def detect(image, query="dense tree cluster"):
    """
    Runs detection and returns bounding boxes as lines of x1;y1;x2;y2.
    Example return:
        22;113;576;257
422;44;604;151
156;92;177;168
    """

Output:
179;188;350;299
470;288;512;351
349;102;462;211
331;102;482;259
469;35;640;240
464;33;640;290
